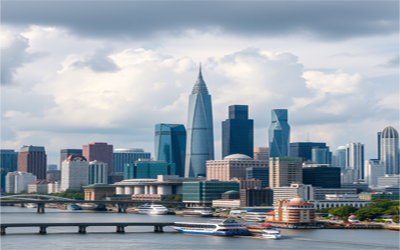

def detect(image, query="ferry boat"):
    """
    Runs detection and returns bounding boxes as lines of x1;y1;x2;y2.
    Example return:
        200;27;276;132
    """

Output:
172;219;250;236
26;203;37;208
246;224;281;239
137;204;168;215
182;207;214;217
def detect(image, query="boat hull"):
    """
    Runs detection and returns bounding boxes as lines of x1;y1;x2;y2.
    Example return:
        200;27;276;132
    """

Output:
173;228;249;236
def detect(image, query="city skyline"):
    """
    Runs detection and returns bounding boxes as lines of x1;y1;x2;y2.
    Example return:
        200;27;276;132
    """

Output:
1;1;398;164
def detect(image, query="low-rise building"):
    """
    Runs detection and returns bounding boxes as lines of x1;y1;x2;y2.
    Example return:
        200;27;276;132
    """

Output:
377;175;400;187
28;180;50;193
212;199;241;208
6;171;37;193
240;188;273;207
272;184;314;202
83;184;115;200
182;180;240;205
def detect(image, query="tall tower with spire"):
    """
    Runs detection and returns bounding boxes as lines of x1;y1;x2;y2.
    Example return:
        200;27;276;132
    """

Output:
184;65;214;177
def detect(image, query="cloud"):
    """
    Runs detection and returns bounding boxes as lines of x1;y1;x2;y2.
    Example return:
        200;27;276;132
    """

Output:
2;1;398;41
71;47;120;73
0;30;43;85
378;54;399;68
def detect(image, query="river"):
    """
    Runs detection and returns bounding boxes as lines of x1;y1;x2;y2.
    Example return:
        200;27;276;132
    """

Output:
1;206;398;250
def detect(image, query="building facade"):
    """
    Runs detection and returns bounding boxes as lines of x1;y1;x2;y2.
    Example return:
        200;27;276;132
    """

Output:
5;171;37;193
113;148;151;173
89;160;108;184
82;142;113;174
60;149;82;168
246;167;270;188
17;145;47;180
185;67;214;177
335;146;347;168
302;164;341;188
253;147;269;161
221;105;253;158
311;147;331;165
269;109;290;158
1;149;19;193
124;160;176;179
269;157;303;188
272;184;314;202
154;124;186;177
346;142;365;181
206;154;268;181
364;159;385;186
60;155;89;191
240;188;274;207
182;180;239;204
289;142;327;163
380;126;399;175
28;180;50;193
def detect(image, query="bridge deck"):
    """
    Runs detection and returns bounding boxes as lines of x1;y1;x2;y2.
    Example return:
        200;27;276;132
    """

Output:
1;222;175;235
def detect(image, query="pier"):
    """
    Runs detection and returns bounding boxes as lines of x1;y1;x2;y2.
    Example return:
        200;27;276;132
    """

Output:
0;222;175;235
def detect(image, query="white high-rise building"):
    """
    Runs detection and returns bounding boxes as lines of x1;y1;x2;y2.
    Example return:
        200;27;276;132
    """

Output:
380;126;399;175
88;160;108;184
346;143;365;182
6;171;37;193
364;159;385;186
61;155;89;191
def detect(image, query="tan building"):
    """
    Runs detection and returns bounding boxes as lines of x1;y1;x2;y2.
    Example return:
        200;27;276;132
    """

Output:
265;196;317;228
254;147;269;161
83;184;115;200
206;154;269;181
269;157;302;188
28;180;50;193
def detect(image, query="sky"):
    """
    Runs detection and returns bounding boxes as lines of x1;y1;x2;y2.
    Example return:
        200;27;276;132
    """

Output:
1;0;399;166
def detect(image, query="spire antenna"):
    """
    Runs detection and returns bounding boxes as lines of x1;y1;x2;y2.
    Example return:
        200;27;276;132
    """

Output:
199;62;202;76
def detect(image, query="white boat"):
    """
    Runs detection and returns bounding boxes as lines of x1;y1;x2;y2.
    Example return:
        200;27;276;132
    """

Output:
137;203;168;215
182;207;214;217
172;219;251;236
261;228;282;239
26;203;37;208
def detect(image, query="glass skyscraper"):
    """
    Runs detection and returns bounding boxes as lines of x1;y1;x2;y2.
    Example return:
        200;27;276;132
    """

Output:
269;109;290;158
185;67;214;177
335;146;347;169
154;124;186;177
380;126;399;175
346;142;365;180
113;148;151;173
222;105;253;158
290;142;328;162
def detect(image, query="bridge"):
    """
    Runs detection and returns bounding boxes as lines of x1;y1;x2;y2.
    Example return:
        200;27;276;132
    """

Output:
0;222;175;235
1;195;186;213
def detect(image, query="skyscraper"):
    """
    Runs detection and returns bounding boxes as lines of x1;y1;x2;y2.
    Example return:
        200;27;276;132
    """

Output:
82;142;113;175
17;145;47;180
60;155;89;191
380;126;399;175
346;142;365;181
1;149;18;193
269;109;290;158
88;160;108;184
377;132;382;160
289;142;327;162
60;149;82;168
364;159;385;186
311;147;331;165
335;146;347;168
253;147;269;161
154;124;186;177
269;157;303;188
113;148;151;173
222;105;254;158
185;66;214;177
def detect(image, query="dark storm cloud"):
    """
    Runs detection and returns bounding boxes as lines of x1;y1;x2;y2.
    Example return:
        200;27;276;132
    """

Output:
2;1;398;41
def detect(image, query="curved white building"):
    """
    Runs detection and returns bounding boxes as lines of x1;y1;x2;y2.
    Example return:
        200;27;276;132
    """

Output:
380;126;400;175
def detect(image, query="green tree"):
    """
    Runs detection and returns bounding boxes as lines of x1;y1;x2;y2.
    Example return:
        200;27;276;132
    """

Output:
393;215;399;223
329;205;359;220
354;207;384;221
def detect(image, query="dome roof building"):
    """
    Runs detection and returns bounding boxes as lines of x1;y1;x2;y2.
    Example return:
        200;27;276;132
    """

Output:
380;126;400;175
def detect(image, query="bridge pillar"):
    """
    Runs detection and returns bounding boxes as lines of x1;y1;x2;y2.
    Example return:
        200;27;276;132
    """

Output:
116;226;125;233
117;203;127;213
39;226;47;234
78;226;87;233
1;227;6;235
37;203;45;213
154;226;164;232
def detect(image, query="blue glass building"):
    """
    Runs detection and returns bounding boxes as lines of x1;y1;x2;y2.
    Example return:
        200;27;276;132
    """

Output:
124;161;176;179
0;149;18;193
290;142;327;162
185;67;214;177
268;109;290;157
222;105;253;158
154;124;186;177
335;146;347;168
113;148;151;173
311;147;332;165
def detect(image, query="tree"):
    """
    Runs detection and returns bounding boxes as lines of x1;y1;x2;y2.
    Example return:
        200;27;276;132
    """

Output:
354;207;384;221
329;205;359;220
393;215;399;223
